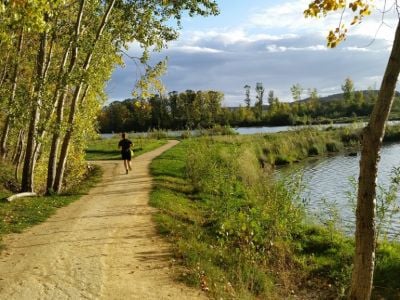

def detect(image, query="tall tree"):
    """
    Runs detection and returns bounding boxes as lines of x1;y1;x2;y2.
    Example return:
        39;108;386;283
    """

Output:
305;1;399;298
244;84;251;108
267;90;276;106
342;77;355;105
0;28;24;159
290;83;302;102
254;82;264;120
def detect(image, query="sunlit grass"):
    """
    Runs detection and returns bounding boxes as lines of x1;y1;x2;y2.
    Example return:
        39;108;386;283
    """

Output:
85;136;168;160
149;128;400;298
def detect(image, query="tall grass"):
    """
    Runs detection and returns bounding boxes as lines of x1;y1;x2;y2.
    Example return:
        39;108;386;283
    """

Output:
151;138;308;298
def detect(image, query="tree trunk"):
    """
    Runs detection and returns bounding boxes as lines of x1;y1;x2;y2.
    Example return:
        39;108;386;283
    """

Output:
14;130;25;182
47;0;86;193
47;90;68;193
45;48;71;193
54;0;116;193
0;29;24;159
27;28;57;182
21;28;48;192
349;20;400;299
12;129;24;164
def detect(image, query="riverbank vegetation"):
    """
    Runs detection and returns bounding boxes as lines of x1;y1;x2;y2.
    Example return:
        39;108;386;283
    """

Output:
150;126;400;298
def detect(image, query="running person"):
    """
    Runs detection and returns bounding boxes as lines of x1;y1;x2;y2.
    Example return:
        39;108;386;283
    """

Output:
118;133;133;174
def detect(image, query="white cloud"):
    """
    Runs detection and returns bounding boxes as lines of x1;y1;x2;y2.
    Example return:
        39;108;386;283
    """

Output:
178;28;299;46
266;44;327;52
342;46;373;52
173;46;223;54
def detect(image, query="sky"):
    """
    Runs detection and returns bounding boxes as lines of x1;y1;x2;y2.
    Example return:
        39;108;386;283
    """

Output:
105;0;399;106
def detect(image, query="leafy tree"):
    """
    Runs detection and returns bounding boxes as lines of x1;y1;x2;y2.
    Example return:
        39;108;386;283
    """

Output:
342;77;355;105
290;83;302;101
267;90;278;106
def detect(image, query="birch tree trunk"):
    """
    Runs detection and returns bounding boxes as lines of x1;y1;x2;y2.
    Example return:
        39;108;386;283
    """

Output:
0;29;24;159
21;28;48;192
54;0;116;193
45;46;71;193
14;129;25;182
349;20;400;299
47;0;85;193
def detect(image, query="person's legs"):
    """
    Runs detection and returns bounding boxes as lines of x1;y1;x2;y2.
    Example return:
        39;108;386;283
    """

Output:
123;160;128;174
128;160;132;170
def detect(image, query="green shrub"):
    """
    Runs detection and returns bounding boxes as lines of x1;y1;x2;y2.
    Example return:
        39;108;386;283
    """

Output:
275;155;291;165
308;145;320;156
326;141;340;152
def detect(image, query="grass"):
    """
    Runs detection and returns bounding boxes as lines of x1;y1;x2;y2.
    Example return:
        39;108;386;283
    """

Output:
150;138;307;299
85;136;168;160
149;129;400;299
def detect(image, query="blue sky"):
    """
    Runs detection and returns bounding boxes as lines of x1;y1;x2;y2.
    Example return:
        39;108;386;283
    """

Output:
106;0;398;106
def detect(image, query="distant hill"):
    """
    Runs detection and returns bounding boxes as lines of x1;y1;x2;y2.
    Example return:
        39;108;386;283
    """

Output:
302;90;400;103
226;90;400;110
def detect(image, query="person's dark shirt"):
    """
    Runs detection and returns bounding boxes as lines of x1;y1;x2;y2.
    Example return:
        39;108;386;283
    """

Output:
118;138;132;152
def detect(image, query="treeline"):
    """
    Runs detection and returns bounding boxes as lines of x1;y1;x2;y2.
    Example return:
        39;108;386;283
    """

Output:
0;0;217;194
98;81;400;133
98;90;226;132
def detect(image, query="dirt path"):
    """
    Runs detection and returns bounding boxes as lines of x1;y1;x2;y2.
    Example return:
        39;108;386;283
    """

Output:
0;140;206;300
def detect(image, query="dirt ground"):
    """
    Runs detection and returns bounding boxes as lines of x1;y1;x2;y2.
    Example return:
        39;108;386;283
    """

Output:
0;140;206;300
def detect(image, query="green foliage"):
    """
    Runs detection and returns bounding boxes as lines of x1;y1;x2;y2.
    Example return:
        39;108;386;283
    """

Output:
295;226;354;295
346;166;400;241
98;90;225;132
374;242;400;298
0;0;220;194
326;141;341;152
150;131;400;298
150;138;307;298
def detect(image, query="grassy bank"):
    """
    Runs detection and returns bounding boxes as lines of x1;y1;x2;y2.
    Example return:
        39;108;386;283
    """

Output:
150;127;400;299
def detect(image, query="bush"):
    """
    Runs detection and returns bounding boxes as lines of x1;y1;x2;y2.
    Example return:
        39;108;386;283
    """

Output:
326;142;340;152
308;145;320;156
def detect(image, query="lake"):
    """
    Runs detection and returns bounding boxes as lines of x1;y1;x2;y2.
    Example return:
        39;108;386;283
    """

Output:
279;143;400;239
101;120;400;138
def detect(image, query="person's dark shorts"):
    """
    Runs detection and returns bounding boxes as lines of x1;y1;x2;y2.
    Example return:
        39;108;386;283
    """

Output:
121;150;131;161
